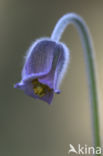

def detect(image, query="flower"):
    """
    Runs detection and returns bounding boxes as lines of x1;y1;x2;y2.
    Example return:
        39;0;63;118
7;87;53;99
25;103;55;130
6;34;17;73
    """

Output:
14;38;69;104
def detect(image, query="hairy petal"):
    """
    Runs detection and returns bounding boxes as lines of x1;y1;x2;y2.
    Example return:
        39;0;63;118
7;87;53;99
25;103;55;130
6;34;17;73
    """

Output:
54;43;70;91
39;42;70;92
22;38;57;80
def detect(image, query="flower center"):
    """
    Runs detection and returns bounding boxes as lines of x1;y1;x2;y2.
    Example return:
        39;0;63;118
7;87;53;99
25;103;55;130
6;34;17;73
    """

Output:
32;79;52;97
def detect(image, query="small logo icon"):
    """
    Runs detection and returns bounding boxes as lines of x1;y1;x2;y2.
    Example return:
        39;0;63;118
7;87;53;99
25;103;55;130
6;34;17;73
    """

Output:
68;144;77;154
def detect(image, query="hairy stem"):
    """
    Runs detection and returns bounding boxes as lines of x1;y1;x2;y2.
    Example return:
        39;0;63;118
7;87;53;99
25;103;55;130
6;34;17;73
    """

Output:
51;13;101;155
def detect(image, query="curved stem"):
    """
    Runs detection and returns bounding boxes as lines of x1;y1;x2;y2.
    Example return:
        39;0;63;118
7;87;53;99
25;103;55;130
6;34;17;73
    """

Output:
51;13;101;155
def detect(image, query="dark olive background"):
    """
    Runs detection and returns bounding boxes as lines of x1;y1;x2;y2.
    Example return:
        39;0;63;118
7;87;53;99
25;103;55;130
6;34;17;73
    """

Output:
0;0;103;156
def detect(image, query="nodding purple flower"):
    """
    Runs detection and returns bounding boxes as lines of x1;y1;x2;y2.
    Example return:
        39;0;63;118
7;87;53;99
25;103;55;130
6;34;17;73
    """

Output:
14;13;101;150
14;38;69;104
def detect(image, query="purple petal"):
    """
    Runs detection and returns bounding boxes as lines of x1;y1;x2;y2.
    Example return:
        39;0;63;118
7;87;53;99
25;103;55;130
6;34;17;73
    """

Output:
37;91;54;104
22;38;57;80
54;43;70;91
14;81;34;97
38;42;69;92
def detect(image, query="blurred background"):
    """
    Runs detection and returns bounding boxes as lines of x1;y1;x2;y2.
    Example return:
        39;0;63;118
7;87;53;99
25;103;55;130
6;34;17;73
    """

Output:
0;0;103;156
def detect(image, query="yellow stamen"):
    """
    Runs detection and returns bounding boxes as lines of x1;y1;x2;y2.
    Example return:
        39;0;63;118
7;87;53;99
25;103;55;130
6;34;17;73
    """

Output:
32;79;52;97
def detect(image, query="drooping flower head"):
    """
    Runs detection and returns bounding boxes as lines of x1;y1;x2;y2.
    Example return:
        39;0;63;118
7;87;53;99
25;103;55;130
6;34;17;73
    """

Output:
14;38;70;104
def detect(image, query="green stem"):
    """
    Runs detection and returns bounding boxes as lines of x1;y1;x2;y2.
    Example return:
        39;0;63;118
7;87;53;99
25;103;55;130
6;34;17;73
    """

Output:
51;13;101;155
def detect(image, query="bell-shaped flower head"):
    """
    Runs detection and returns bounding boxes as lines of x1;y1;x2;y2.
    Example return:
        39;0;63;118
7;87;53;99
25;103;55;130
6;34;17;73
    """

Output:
14;38;70;104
